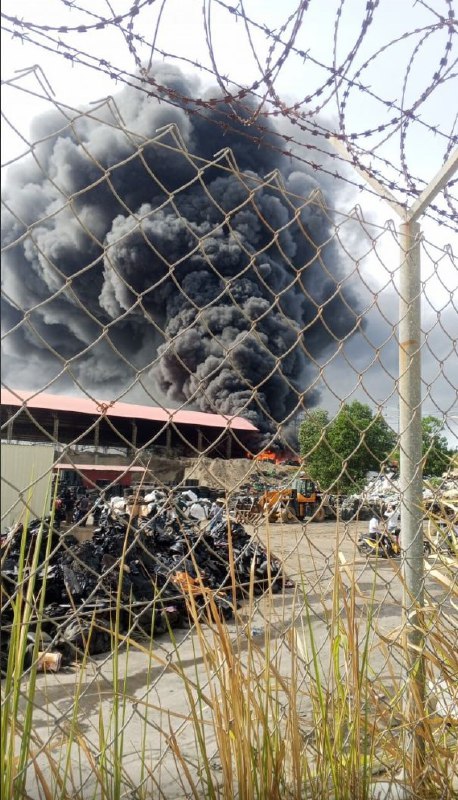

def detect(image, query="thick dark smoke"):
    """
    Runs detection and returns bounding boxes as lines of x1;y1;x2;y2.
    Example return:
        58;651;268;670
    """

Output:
1;64;361;435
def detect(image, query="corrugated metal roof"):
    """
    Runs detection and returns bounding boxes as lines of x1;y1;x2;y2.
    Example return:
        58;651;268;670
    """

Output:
1;389;258;431
54;464;146;472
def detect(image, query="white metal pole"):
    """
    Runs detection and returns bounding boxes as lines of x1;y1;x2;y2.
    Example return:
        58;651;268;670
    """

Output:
327;135;457;785
398;219;425;776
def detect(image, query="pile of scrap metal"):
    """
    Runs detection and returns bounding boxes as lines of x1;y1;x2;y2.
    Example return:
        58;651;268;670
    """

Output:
229;467;458;527
230;473;339;524
108;488;215;523
0;500;288;672
338;472;399;521
339;472;458;524
423;477;458;516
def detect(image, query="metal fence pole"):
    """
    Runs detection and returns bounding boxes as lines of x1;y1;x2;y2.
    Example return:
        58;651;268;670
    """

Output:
329;140;457;786
398;219;425;779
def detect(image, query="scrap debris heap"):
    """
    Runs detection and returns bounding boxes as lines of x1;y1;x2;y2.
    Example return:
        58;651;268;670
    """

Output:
1;502;288;670
339;471;458;521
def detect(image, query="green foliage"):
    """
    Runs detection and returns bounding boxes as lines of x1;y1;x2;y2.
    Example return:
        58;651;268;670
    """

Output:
421;416;452;477
298;401;396;492
390;416;453;478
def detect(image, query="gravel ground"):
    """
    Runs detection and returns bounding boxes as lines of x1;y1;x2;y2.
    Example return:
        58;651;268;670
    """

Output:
21;517;456;799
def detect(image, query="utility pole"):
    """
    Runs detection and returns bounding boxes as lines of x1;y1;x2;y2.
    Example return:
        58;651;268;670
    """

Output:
329;139;458;786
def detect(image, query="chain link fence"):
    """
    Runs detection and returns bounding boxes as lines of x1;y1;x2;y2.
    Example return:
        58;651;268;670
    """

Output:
1;2;457;798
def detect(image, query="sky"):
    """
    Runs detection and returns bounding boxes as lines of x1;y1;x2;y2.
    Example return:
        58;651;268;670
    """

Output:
1;0;457;444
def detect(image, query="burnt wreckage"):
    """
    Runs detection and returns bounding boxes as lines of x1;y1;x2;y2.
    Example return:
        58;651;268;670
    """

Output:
1;507;288;671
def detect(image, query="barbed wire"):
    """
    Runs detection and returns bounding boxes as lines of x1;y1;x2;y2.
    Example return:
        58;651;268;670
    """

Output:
1;5;458;798
6;0;454;156
2;41;457;239
2;0;457;222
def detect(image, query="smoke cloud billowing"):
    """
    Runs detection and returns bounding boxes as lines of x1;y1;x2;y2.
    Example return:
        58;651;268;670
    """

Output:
1;64;362;433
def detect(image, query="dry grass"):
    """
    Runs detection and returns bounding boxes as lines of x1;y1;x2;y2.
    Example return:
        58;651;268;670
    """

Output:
1;508;457;799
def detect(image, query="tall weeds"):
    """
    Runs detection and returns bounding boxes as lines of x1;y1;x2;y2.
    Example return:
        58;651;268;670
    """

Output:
1;509;457;799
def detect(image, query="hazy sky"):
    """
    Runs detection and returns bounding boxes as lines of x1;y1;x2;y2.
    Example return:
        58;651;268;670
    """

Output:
1;0;457;442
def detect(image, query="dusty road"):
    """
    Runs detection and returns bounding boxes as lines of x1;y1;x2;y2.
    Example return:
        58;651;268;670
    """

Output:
252;516;454;629
24;518;455;799
247;519;405;648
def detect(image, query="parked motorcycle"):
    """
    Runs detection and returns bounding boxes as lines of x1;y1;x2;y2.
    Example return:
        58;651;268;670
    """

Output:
357;532;401;558
357;531;432;558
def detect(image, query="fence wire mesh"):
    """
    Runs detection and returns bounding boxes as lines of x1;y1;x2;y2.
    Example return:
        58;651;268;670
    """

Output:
1;2;457;799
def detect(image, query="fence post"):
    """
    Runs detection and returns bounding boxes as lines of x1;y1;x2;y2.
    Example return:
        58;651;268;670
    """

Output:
329;139;457;787
398;219;425;780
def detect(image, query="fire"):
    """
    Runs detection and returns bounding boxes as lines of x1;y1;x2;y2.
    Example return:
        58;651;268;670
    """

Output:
246;450;278;462
246;450;300;465
256;451;278;462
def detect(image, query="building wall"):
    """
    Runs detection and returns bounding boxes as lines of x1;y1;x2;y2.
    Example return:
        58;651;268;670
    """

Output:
1;442;56;528
56;467;134;491
80;469;133;489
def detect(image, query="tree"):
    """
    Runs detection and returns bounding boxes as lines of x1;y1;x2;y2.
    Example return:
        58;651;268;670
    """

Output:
298;401;396;492
421;416;452;476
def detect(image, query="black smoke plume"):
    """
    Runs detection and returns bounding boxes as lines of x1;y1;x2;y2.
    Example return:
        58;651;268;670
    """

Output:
1;64;361;435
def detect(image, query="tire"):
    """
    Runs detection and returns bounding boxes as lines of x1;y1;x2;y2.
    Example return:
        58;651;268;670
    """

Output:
280;508;295;523
312;506;325;523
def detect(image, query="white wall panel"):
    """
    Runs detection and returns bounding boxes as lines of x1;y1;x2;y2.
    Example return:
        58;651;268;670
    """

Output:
1;443;55;529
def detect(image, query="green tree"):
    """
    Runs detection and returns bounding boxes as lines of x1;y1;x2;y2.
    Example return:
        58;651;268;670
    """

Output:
422;416;452;476
299;401;396;492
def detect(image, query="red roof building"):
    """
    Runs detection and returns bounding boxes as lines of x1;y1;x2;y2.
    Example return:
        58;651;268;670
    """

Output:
1;388;258;460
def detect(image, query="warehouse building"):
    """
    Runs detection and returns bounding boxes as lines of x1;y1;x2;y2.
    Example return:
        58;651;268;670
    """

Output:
1;389;258;525
1;388;258;456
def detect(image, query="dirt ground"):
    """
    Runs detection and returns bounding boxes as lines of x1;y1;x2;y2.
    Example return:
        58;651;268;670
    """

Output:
128;454;305;492
25;517;455;799
182;456;299;492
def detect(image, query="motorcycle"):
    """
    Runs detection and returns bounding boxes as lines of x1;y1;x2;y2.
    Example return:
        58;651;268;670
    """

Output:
357;531;401;558
357;531;432;559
